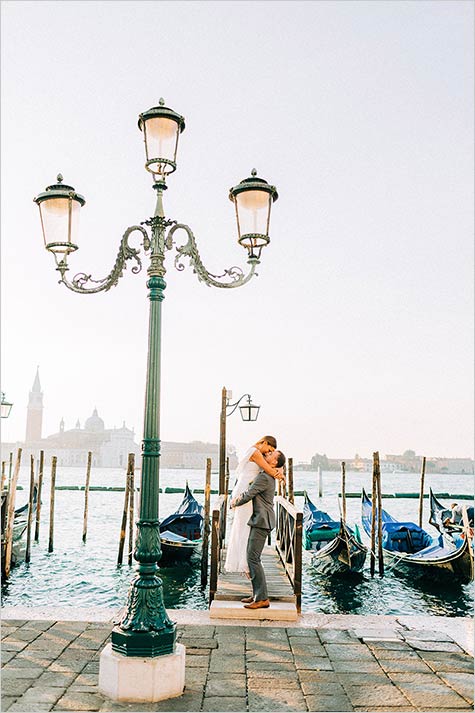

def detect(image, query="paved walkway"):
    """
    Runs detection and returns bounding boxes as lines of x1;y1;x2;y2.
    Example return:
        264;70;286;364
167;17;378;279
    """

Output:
1;614;473;712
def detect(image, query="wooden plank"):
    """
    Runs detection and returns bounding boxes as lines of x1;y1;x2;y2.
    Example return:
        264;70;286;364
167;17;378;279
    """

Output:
215;545;295;603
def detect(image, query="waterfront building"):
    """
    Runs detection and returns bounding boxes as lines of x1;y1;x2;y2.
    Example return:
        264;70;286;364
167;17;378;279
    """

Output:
305;449;474;474
1;370;237;470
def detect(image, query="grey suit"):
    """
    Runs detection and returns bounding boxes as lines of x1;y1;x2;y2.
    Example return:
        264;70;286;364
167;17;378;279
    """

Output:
232;470;276;602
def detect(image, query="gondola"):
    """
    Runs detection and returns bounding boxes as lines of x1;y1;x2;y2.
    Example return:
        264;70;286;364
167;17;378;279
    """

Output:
159;483;203;563
361;489;472;584
1;485;39;570
303;493;367;574
429;489;474;531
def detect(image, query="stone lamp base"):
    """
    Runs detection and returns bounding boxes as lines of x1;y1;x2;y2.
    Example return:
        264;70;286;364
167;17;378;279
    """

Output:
99;642;186;702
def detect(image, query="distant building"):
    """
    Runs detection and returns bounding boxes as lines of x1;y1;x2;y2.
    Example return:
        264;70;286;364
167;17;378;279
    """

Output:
298;450;474;474
429;458;474;475
1;370;237;470
25;367;43;442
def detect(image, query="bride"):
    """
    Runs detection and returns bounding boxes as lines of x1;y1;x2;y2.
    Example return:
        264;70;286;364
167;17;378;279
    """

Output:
224;436;284;574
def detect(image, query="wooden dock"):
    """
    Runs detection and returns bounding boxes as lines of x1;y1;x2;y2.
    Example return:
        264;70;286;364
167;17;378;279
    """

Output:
209;545;299;621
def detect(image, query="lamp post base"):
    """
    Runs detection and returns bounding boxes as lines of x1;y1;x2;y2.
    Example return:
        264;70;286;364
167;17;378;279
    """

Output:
99;642;186;702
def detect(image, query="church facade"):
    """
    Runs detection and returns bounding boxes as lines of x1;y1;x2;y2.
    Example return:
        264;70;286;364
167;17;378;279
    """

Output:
1;370;237;470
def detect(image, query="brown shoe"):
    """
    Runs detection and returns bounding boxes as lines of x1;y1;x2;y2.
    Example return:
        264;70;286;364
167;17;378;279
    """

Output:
241;596;254;604
244;599;270;609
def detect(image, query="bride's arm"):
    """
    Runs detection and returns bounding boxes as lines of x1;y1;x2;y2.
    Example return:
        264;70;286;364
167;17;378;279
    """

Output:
249;450;285;481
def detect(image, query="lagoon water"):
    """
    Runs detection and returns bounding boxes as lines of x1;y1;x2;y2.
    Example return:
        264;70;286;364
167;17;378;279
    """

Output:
2;465;473;616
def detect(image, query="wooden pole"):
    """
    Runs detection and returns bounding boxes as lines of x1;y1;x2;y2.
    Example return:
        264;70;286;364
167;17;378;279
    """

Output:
34;450;44;543
201;458;212;587
375;451;384;577
461;505;474;579
288;458;294;503
318;465;323;497
3;448;22;578
127;454;135;566
223;456;230;539
48;456;57;553
1;462;6;493
341;461;347;522
8;451;13;487
418;456;426;528
25;455;35;563
370;453;377;578
219;386;227;495
82;451;92;543
117;457;131;565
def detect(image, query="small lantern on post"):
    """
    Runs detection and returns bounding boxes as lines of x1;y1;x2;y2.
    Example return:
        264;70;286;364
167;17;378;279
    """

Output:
138;98;186;177
33;174;85;257
239;395;260;422
229;169;278;259
1;392;13;419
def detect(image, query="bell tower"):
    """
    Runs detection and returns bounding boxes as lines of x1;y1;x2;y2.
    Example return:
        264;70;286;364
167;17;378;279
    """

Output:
25;367;43;442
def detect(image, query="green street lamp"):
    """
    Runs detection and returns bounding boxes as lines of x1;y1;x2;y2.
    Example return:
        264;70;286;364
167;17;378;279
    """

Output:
1;392;13;419
219;388;260;495
34;99;278;690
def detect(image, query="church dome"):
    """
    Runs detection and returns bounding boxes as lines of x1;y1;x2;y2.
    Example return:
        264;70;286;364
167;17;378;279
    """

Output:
85;408;105;432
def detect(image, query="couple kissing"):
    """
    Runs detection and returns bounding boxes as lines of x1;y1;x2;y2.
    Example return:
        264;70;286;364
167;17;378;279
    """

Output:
225;437;286;610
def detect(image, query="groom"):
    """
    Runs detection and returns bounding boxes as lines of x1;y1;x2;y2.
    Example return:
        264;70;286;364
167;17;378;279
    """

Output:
231;449;286;610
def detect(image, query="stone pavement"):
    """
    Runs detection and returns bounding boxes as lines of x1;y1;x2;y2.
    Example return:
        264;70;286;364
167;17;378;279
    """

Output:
1;618;473;713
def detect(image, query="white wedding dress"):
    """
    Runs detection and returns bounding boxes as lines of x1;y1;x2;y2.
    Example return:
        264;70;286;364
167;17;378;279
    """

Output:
224;446;260;574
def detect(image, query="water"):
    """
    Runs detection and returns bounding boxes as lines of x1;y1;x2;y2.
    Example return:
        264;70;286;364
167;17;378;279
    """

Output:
2;466;473;615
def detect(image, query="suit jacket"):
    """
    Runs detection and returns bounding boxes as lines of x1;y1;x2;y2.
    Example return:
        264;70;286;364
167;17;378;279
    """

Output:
232;469;276;531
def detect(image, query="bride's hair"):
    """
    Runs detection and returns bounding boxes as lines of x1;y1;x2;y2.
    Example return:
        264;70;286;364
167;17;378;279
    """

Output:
258;436;277;449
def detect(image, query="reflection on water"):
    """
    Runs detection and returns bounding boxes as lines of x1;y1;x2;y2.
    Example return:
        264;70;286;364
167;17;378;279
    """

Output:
1;466;473;615
303;551;473;617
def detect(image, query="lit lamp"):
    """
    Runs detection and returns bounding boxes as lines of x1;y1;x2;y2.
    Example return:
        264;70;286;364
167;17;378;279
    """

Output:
34;174;85;258
1;392;13;419
138;98;185;176
34;99;278;703
229;169;278;259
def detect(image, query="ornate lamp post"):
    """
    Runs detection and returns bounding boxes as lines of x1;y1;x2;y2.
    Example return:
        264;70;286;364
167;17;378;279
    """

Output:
1;392;13;419
219;388;260;495
34;99;278;702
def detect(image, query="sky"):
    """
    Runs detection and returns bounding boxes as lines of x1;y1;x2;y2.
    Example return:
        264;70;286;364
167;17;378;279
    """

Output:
1;0;473;463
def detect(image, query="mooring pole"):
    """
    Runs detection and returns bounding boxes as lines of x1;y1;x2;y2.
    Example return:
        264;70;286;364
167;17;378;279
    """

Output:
4;449;22;578
418;456;426;528
34;450;44;543
370;454;377;578
127;454;135;566
375;452;384;578
201;458;212;587
341;461;347;522
318;465;323;498
48;456;57;553
117;456;132;566
25;455;36;563
288;457;294;504
82;451;92;543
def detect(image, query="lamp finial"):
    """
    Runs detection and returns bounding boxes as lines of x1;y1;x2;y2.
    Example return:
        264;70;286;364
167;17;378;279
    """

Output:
251;168;257;177
57;173;63;183
159;98;165;106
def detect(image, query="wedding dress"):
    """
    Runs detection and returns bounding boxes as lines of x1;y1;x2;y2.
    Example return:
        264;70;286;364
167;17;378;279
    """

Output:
224;446;260;574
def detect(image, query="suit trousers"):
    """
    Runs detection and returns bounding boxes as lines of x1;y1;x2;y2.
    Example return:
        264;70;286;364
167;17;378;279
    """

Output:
247;526;270;602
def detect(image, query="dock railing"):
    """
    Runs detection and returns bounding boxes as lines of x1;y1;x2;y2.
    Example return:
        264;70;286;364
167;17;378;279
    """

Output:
275;495;303;611
209;494;227;605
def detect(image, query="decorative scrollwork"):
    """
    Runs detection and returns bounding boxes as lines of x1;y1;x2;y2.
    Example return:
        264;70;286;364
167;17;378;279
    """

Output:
167;223;259;289
57;225;149;293
118;571;174;633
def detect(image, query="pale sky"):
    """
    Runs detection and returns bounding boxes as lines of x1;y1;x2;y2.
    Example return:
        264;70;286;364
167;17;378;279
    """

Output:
1;1;473;462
